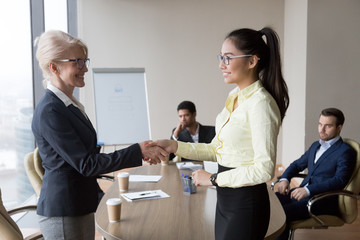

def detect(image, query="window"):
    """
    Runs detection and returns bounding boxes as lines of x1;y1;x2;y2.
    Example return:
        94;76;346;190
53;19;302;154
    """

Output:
0;0;33;209
0;0;74;209
44;0;68;32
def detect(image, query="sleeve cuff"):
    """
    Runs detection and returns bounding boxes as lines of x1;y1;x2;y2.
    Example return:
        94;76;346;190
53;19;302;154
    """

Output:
216;172;227;187
175;141;185;155
279;178;289;183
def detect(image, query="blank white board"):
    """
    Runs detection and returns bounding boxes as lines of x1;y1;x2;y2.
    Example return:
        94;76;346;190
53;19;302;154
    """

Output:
93;68;150;145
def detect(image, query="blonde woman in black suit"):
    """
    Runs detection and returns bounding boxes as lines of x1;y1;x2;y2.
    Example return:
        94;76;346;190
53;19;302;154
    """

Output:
32;30;167;240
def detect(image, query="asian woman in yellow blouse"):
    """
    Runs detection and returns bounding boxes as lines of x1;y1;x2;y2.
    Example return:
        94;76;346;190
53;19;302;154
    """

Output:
153;27;289;240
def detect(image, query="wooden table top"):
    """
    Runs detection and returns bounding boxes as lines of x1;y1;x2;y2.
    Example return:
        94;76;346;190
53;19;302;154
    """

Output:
95;163;285;240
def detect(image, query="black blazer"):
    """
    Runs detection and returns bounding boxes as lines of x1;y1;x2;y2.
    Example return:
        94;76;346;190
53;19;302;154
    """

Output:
32;90;142;217
170;123;215;161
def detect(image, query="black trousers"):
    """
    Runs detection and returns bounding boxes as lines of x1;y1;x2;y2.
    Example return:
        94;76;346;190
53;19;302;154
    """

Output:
215;165;270;240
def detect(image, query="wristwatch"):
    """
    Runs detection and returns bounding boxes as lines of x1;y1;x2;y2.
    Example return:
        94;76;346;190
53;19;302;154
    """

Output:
210;173;218;186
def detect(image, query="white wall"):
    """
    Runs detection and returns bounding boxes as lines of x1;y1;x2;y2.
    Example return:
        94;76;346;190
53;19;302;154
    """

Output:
77;0;360;167
281;0;360;167
305;0;360;146
77;0;285;142
281;0;308;167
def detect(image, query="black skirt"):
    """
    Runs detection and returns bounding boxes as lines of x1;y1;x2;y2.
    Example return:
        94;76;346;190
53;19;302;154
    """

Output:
215;164;270;240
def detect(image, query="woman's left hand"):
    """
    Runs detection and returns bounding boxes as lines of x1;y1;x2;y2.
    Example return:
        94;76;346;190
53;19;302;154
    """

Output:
192;169;212;186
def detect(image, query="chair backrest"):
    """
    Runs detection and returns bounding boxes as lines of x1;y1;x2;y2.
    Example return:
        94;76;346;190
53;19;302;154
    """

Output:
338;138;360;223
33;148;44;180
0;189;23;240
24;149;43;197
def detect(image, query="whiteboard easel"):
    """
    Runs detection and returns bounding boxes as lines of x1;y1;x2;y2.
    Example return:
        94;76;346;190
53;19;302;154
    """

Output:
92;68;151;145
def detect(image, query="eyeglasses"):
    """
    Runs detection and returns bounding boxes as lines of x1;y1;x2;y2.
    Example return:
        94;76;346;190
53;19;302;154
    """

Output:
58;58;90;69
217;54;253;65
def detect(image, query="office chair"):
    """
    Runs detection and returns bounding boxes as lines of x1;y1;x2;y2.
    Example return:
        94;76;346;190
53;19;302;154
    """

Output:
271;138;360;240
24;148;115;198
24;149;43;197
0;188;43;240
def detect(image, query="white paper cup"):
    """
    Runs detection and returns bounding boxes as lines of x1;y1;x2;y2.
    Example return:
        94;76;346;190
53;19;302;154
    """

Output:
106;198;122;222
161;156;169;166
117;172;130;192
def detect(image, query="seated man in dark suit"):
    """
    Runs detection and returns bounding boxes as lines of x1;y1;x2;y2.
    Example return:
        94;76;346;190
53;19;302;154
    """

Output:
170;101;215;161
275;108;356;240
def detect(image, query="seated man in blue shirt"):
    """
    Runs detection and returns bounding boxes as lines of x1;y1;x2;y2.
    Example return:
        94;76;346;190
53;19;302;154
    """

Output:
170;101;215;161
275;108;356;240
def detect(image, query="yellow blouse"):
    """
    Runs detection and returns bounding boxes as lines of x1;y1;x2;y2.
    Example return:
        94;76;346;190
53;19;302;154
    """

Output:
175;80;281;188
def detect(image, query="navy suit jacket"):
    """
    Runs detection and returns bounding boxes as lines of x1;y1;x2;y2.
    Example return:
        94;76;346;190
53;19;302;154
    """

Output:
170;124;215;161
281;138;356;196
32;90;142;217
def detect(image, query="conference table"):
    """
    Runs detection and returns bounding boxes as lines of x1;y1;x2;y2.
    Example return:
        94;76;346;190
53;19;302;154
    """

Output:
95;163;285;240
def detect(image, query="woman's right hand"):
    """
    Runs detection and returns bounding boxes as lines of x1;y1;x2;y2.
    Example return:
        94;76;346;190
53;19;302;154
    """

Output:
149;139;178;153
139;141;168;165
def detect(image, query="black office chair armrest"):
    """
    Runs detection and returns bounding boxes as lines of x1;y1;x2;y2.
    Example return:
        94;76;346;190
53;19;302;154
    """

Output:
270;173;308;190
96;175;115;182
307;190;360;226
293;173;308;179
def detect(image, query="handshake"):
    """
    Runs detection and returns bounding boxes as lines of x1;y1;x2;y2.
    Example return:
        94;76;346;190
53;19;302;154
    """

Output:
138;140;178;165
140;139;213;187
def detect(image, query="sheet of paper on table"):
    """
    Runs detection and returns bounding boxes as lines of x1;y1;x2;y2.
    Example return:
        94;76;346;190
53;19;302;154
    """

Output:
121;190;170;202
129;175;162;182
176;162;203;171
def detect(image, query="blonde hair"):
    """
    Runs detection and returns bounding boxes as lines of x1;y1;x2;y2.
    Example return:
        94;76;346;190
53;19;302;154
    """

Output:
35;30;88;88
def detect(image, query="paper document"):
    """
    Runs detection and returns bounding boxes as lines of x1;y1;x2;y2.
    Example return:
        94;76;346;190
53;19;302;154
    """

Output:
121;190;170;202
203;161;218;174
176;162;203;171
129;175;162;182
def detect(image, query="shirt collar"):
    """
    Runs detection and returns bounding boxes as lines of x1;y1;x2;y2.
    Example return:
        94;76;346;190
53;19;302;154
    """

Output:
47;83;85;112
188;123;199;136
238;80;262;100
319;135;341;148
47;83;72;107
226;80;262;111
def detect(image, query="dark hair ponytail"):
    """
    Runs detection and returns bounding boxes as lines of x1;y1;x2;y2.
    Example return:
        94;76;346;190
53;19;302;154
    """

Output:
226;27;289;121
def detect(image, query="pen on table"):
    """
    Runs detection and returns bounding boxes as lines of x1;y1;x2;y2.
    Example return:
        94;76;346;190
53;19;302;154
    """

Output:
140;192;154;196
